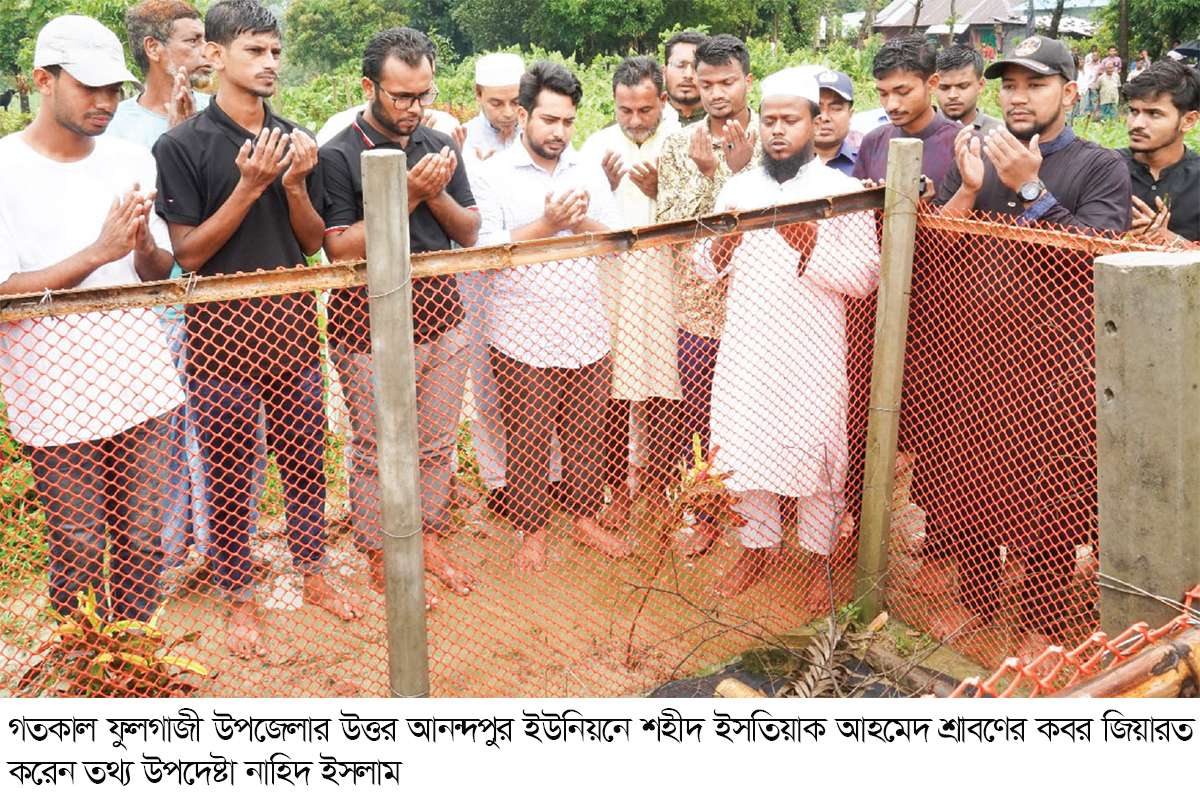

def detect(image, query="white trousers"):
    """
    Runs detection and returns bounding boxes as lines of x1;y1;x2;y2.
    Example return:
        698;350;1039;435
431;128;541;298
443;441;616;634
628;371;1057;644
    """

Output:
733;489;844;556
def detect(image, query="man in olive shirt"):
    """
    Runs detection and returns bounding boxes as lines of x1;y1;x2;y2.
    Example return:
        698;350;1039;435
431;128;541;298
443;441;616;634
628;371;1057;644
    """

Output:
1120;59;1200;244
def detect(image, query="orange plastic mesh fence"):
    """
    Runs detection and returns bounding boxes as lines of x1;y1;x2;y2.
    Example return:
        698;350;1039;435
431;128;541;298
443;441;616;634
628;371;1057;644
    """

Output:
944;584;1200;698
0;198;1169;698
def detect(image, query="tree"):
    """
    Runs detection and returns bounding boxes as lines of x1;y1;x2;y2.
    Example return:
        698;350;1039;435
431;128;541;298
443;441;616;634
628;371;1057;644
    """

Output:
1098;0;1200;58
284;0;412;80
1048;0;1065;38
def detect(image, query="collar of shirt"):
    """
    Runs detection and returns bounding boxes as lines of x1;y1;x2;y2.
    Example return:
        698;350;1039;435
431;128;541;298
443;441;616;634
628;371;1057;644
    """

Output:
206;96;287;148
1039;127;1076;156
506;137;582;177
833;137;858;163
350;111;432;152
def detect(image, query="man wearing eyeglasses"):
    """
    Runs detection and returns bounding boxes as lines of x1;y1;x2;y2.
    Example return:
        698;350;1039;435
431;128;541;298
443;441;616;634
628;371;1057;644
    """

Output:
662;30;706;126
320;27;481;605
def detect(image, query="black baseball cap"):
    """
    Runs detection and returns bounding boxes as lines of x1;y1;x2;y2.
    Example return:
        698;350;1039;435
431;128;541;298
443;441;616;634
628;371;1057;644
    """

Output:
983;36;1077;81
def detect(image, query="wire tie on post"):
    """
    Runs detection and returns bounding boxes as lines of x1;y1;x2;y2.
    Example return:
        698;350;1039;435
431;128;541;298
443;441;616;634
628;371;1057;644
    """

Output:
381;525;421;540
37;288;52;307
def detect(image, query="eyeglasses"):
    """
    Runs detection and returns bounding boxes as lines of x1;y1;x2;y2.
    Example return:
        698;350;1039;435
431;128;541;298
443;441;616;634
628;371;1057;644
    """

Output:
372;80;439;110
667;59;695;71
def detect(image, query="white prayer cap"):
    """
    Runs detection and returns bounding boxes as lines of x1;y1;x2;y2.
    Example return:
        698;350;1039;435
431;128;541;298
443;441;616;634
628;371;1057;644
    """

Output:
475;53;525;87
759;66;821;105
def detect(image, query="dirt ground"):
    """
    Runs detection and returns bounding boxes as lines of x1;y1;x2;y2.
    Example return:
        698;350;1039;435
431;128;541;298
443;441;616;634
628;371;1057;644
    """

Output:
132;494;853;698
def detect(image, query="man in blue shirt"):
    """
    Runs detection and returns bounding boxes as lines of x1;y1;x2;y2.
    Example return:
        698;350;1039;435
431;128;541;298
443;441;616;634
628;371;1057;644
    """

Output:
812;69;857;176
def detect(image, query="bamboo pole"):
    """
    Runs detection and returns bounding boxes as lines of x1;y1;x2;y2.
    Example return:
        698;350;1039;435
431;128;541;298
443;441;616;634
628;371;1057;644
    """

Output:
854;139;923;622
362;150;429;698
1051;626;1200;698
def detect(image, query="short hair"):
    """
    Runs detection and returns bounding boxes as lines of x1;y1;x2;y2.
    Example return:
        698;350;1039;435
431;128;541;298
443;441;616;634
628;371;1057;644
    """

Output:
362;27;436;83
518;61;582;114
873;34;937;80
936;43;984;79
613;55;663;94
1122;59;1200;114
695;33;750;75
205;0;278;47
664;30;705;65
125;0;201;74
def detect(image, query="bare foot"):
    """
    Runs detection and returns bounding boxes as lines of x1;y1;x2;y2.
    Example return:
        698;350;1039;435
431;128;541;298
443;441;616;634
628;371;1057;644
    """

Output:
424;535;478;596
712;547;777;597
573;515;634;558
595;487;631;531
364;549;439;611
514;530;548;572
927;602;983;642
677;517;720;557
225;600;267;659
911;559;955;595
303;573;363;621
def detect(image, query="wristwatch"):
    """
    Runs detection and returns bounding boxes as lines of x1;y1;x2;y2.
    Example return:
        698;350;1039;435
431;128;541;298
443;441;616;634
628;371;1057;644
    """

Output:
1018;180;1046;202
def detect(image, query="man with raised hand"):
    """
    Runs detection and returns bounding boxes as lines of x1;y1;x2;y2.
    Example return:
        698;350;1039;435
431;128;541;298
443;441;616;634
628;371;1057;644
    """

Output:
461;52;525;161
934;35;1130;657
106;0;212;147
154;0;361;659
655;33;761;557
853;33;960;192
0;15;183;623
320;27;481;607
1120;59;1200;245
106;0;216;599
580;55;681;529
662;30;706;126
472;61;627;572
936;43;1003;135
694;67;879;597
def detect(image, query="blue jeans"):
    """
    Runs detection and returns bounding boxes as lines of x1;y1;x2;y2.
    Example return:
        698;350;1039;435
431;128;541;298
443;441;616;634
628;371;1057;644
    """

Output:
32;413;173;622
160;317;209;566
190;362;328;601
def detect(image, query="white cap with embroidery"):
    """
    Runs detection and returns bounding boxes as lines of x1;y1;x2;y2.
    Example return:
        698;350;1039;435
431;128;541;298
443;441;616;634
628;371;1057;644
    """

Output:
474;53;525;87
759;66;821;104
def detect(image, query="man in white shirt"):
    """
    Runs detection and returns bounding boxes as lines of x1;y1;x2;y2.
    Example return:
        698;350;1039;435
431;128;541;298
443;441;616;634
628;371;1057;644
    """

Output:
580;55;681;529
472;61;627;571
0;16;183;622
695;67;880;598
458;51;525;511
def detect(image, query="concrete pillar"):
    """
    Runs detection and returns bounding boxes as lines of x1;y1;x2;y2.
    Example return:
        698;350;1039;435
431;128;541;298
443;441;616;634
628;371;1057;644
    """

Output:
1095;251;1200;635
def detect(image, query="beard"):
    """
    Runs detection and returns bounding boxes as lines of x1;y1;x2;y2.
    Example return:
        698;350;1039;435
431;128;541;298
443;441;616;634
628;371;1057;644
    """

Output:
369;95;419;138
189;70;214;92
527;135;565;161
763;143;814;183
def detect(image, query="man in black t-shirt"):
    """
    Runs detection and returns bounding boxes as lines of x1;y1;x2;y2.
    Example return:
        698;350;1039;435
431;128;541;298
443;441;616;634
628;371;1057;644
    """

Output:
154;0;361;658
320;28;481;605
1120;60;1200;244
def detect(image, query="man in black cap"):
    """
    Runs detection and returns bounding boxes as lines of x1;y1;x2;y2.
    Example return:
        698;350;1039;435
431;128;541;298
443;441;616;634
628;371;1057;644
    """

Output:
812;69;858;176
938;35;1130;232
929;35;1130;658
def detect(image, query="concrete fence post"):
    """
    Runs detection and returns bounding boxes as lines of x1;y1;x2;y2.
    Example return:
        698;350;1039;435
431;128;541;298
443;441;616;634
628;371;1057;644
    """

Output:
1095;251;1200;634
361;149;430;697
